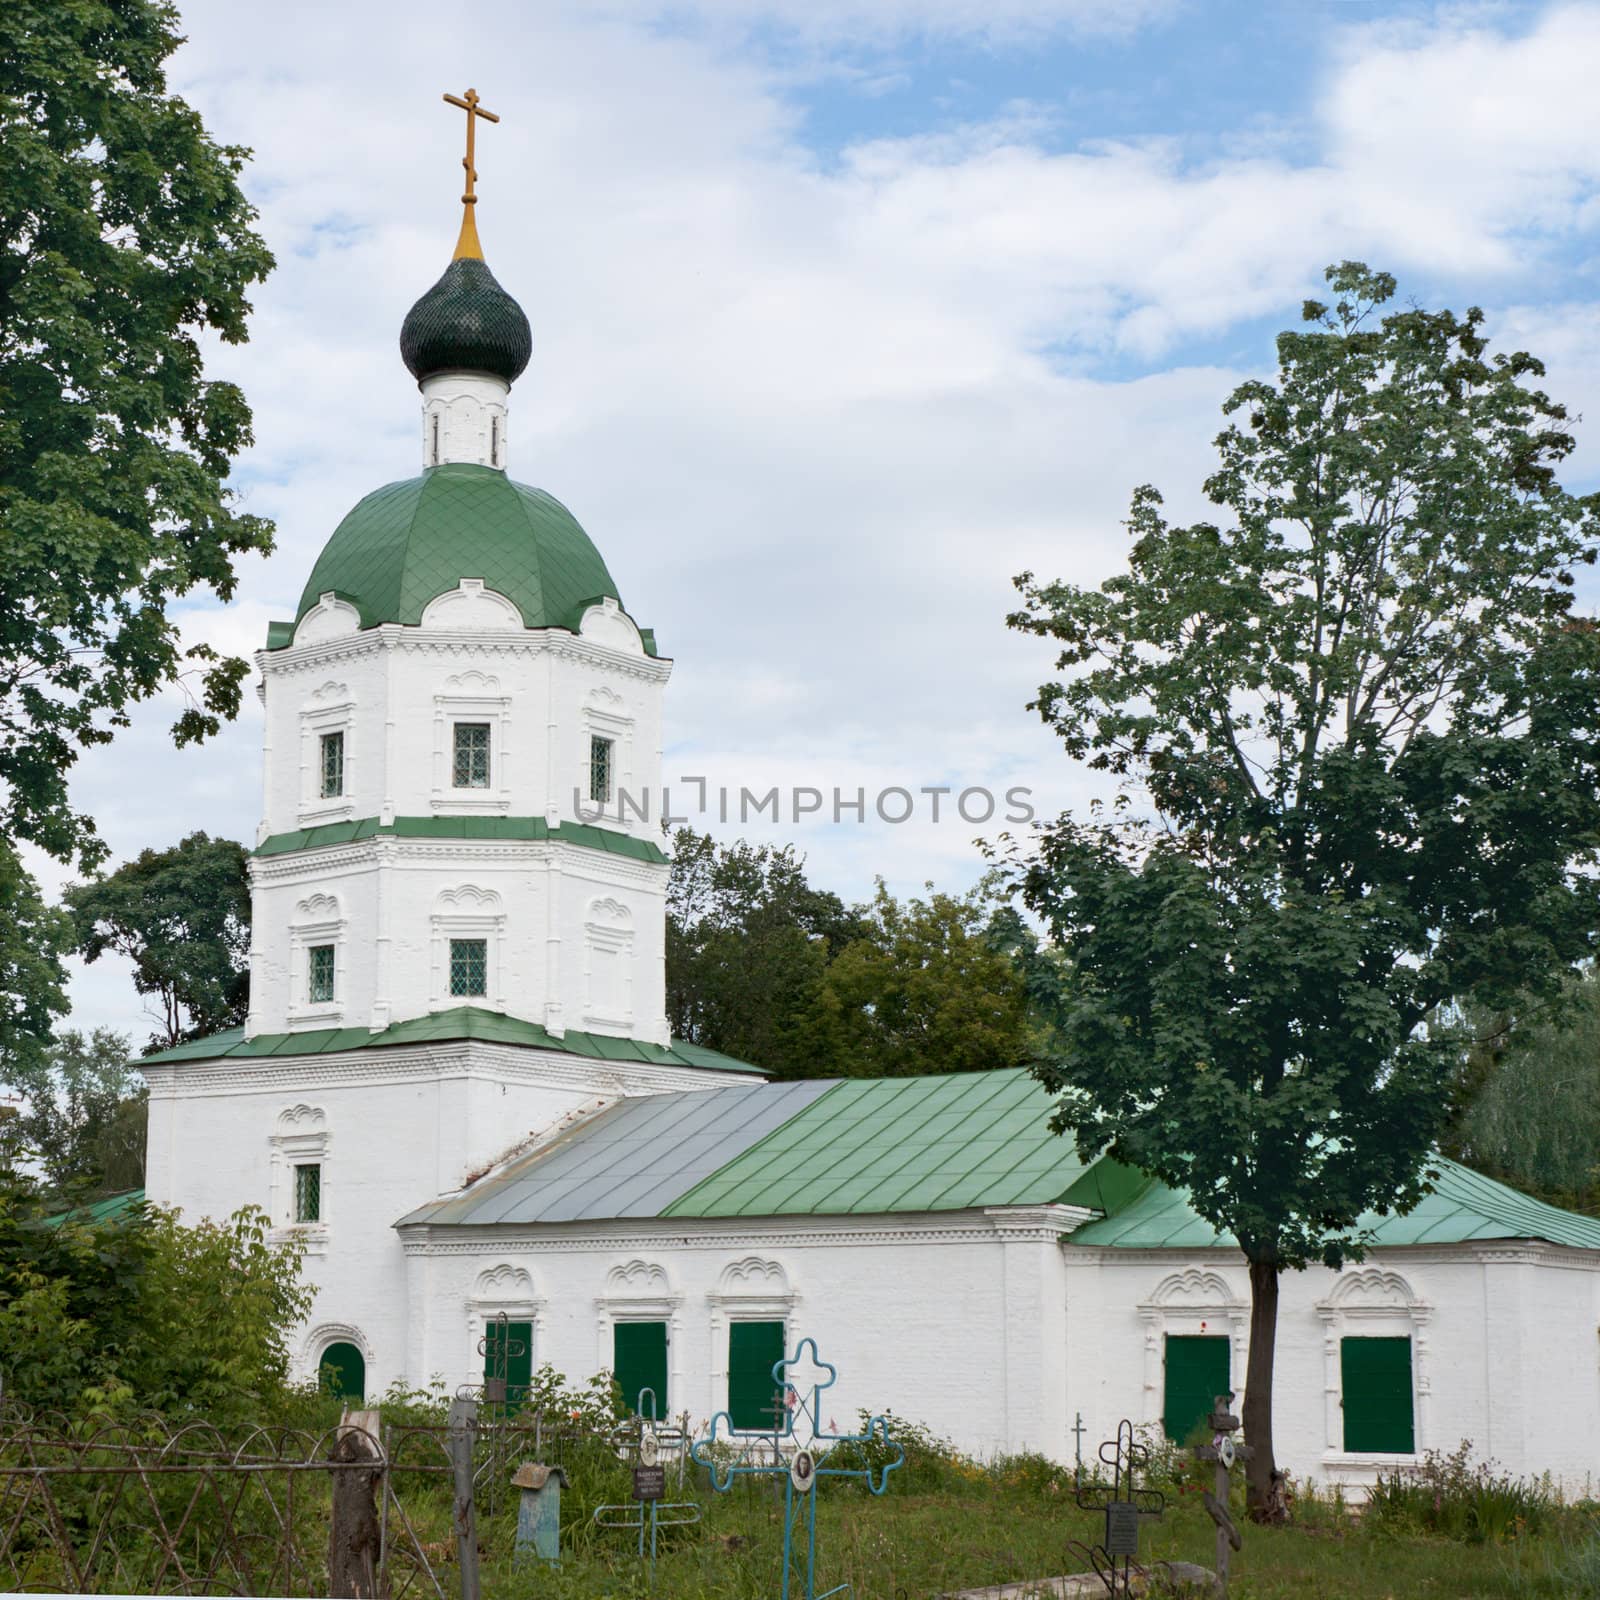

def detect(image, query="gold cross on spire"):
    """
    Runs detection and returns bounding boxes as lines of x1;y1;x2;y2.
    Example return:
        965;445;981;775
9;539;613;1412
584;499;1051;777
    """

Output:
442;87;500;261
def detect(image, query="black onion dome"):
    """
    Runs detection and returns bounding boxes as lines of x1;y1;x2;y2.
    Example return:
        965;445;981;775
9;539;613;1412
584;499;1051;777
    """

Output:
399;256;532;385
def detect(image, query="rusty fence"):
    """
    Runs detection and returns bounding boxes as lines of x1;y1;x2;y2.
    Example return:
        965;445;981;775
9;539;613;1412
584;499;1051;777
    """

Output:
0;1402;495;1598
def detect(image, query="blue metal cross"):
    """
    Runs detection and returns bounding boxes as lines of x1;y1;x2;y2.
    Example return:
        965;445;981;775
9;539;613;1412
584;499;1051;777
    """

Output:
691;1337;904;1600
592;1386;701;1581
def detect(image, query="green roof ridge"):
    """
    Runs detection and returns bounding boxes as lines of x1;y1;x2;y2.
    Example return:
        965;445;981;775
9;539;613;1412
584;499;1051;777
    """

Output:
139;1006;762;1076
254;815;666;865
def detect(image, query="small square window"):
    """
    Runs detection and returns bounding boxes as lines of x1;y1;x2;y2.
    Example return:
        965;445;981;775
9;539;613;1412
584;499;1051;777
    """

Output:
450;938;488;997
319;731;345;798
454;723;491;788
308;944;335;1005
294;1163;321;1224
589;736;613;804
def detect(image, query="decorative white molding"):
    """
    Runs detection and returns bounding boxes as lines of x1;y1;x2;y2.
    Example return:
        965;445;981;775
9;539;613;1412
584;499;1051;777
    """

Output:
1136;1267;1249;1429
430;884;508;1011
579;597;644;657
430;675;514;815
583;898;635;1029
300;1320;373;1373
465;1261;545;1368
1315;1267;1431;1459
422;582;522;632
276;1102;328;1131
474;1263;537;1301
268;1102;331;1249
594;1259;682;1407
286;894;347;1028
293;593;362;647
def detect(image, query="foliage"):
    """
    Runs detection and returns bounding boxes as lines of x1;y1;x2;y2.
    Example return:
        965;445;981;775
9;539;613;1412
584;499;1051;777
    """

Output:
666;828;863;1078
1444;972;1600;1215
66;831;251;1050
812;880;1033;1077
1;1027;144;1195
1006;262;1600;1510
0;840;72;1083
0;1170;311;1419
1366;1442;1554;1544
0;0;275;870
825;1409;973;1495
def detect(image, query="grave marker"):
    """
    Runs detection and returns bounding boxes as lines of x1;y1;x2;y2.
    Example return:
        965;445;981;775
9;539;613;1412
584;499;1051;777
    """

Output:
1068;1419;1167;1598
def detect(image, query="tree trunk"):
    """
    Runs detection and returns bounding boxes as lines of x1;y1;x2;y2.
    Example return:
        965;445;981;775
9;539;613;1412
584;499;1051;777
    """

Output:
1242;1251;1281;1522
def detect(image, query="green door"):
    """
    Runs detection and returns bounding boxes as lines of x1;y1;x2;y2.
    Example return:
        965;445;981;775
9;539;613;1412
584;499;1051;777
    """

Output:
1341;1336;1414;1453
614;1321;669;1415
1162;1335;1230;1444
482;1320;533;1411
728;1320;786;1430
319;1341;366;1403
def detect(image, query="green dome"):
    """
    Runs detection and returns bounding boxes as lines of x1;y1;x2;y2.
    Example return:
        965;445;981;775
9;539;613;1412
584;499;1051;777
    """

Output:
400;257;532;385
294;463;626;637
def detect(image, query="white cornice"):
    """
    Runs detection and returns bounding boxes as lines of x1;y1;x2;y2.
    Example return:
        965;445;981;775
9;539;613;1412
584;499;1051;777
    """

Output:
137;1038;752;1101
251;837;666;889
1061;1240;1600;1270
258;625;671;684
396;1207;1050;1253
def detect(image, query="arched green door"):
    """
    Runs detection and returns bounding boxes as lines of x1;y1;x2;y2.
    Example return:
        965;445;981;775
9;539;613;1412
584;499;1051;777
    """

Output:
319;1341;366;1403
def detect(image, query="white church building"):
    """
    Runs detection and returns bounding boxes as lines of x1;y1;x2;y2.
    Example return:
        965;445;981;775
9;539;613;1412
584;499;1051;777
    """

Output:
140;160;1600;1497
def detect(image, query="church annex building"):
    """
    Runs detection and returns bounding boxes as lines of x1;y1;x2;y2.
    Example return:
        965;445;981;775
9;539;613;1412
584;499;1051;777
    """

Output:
139;137;1600;1497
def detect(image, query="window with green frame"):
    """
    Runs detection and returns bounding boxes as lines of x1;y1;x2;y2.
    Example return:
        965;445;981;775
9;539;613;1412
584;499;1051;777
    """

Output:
450;938;488;997
613;1321;668;1415
294;1163;321;1224
453;722;491;788
589;735;612;804
1161;1334;1231;1444
727;1320;786;1430
1341;1336;1414;1453
319;730;345;798
319;1341;365;1402
308;944;335;1004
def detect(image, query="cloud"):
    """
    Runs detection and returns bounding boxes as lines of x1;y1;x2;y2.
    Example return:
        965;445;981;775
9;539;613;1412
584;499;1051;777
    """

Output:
46;0;1600;1039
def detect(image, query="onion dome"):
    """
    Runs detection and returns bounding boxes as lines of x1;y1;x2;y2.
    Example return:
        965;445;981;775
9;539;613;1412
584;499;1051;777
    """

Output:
399;256;532;386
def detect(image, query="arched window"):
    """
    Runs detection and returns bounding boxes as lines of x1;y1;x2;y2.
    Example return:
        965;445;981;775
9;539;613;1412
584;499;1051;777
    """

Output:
319;1340;366;1403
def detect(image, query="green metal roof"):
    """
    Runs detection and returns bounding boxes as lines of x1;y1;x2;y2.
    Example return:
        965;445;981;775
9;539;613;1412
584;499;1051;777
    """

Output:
1069;1157;1600;1252
41;1189;147;1230
253;815;667;864
139;1006;763;1076
284;463;656;652
663;1068;1107;1219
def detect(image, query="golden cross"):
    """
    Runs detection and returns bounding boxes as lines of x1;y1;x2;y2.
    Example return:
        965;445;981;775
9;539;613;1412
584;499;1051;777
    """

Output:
442;87;500;260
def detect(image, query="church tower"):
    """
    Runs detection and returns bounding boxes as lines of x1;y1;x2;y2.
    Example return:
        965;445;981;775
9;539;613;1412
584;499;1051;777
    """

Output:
139;100;757;1378
246;97;671;1047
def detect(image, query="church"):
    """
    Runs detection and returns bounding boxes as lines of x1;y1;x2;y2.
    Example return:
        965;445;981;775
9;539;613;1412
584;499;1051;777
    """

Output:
140;102;1600;1497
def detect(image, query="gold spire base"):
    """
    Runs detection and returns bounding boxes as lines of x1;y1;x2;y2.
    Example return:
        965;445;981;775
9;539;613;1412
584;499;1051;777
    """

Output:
452;203;484;262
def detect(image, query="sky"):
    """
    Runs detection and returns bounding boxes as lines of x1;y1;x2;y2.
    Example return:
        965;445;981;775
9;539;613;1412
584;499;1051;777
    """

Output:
38;0;1600;1043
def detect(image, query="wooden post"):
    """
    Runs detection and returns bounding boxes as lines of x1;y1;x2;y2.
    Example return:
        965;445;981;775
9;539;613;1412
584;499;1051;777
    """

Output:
1198;1395;1246;1599
329;1409;385;1599
448;1396;480;1600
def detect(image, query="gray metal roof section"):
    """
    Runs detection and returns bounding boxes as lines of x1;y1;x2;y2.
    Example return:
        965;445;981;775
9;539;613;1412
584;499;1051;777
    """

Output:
397;1080;837;1227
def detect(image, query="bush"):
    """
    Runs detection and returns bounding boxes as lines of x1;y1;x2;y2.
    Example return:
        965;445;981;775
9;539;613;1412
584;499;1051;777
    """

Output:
1366;1441;1553;1543
823;1409;975;1495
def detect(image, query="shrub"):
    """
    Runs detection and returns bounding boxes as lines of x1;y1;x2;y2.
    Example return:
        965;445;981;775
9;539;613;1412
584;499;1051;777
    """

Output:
1366;1441;1552;1543
823;1409;974;1495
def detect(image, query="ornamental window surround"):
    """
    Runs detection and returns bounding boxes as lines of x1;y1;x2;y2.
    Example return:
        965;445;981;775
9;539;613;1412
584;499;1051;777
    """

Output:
431;673;512;814
579;686;632;823
269;1104;330;1253
1315;1268;1431;1463
289;894;346;1027
297;684;355;825
431;885;506;1012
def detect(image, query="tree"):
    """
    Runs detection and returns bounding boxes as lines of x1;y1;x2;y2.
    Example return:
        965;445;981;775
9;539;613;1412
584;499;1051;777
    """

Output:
3;1027;144;1196
1007;264;1600;1516
666;829;861;1078
67;831;251;1051
1443;974;1600;1215
0;0;274;872
813;880;1033;1076
0;839;72;1082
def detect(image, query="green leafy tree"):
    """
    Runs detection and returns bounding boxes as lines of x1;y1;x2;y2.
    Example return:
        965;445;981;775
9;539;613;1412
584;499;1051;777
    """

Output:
813;880;1033;1076
0;839;72;1082
666;829;862;1078
0;0;274;871
1007;264;1600;1516
67;831;251;1051
3;1027;144;1196
1443;974;1600;1215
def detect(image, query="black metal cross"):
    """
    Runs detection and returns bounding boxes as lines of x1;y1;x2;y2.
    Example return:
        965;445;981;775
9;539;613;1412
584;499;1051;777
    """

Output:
1070;1419;1167;1597
477;1310;526;1408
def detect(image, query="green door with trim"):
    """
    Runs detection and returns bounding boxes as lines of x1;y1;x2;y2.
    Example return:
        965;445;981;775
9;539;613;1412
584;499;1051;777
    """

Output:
614;1321;668;1415
1162;1335;1230;1444
1341;1336;1414;1453
319;1341;366;1404
482;1320;533;1411
728;1320;786;1430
